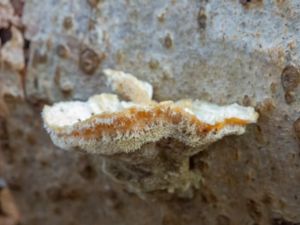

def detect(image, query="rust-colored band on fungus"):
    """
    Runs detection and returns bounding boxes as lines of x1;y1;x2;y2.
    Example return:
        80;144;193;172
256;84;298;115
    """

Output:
68;104;249;140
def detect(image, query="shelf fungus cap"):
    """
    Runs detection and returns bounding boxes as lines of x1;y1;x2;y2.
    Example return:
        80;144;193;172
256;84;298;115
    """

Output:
42;70;258;155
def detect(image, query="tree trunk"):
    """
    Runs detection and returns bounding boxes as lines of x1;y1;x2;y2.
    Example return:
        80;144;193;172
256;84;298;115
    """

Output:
1;0;300;224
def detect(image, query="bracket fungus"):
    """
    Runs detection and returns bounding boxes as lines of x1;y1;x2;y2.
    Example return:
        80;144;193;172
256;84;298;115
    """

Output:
42;69;258;195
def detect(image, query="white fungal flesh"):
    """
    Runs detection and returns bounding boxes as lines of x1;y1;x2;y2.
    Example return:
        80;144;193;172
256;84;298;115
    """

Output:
43;96;258;128
176;100;258;125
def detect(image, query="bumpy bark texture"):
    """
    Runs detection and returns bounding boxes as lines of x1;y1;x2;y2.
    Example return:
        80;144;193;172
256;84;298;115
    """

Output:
1;0;300;225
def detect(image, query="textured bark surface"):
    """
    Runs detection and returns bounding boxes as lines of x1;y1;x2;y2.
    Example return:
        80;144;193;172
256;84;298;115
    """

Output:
1;0;300;225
